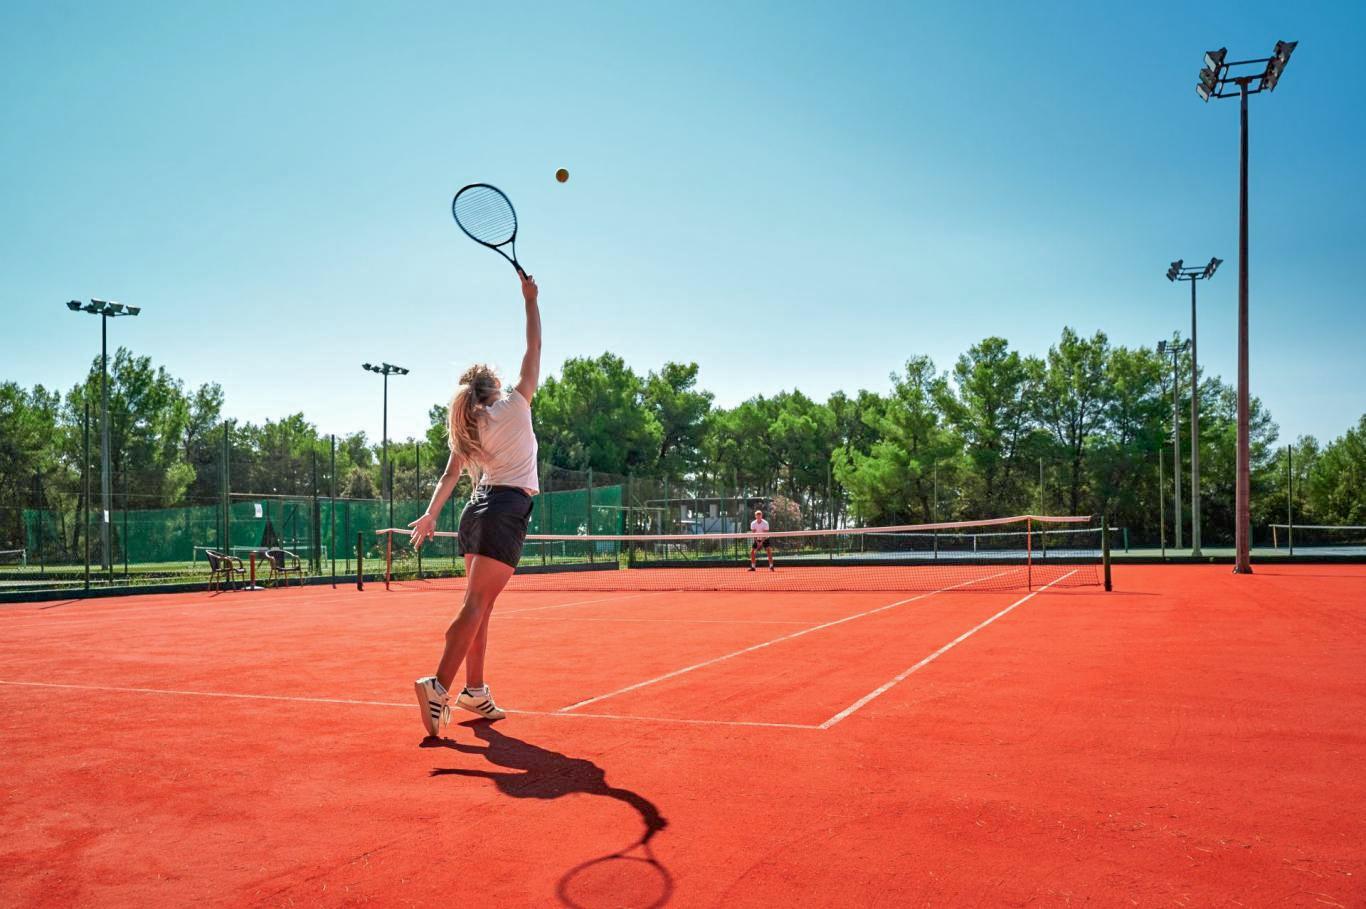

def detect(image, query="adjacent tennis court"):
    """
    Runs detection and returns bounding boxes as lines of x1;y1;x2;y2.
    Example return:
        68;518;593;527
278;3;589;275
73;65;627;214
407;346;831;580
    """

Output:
3;562;1362;907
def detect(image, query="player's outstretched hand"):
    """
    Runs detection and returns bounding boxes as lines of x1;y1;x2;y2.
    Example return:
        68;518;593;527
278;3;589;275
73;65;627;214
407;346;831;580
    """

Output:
520;271;537;305
408;513;436;549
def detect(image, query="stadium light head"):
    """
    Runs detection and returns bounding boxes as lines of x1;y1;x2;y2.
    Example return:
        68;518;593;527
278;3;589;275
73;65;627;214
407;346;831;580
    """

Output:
1204;48;1227;72
107;302;124;314
362;362;374;372
1203;257;1222;279
125;306;141;316
1166;260;1183;282
66;300;82;311
1263;40;1297;92
1157;340;1167;355
1199;67;1219;92
1196;83;1212;103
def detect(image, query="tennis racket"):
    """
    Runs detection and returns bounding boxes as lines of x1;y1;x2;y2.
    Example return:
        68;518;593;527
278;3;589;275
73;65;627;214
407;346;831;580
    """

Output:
451;183;527;277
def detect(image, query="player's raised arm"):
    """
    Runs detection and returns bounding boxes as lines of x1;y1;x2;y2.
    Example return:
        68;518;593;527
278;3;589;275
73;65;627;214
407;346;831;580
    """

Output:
515;272;541;401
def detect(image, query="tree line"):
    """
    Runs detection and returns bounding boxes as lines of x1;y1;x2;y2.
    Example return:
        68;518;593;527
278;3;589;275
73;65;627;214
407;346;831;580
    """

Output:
2;326;1363;558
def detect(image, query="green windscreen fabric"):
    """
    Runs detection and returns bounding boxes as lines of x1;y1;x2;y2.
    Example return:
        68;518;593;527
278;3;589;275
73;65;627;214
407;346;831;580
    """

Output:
22;483;625;569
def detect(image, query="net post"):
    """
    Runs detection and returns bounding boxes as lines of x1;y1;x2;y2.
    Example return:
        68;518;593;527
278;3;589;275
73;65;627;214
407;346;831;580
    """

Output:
415;440;423;580
356;531;364;591
385;529;392;590
1026;516;1033;591
1101;516;1112;592
250;551;256;589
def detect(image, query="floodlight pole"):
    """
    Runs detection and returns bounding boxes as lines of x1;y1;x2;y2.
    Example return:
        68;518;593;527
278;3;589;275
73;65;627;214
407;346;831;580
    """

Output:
1165;262;1217;557
100;312;111;575
1189;278;1202;557
362;362;409;528
67;299;140;575
1236;78;1252;573
1195;40;1296;573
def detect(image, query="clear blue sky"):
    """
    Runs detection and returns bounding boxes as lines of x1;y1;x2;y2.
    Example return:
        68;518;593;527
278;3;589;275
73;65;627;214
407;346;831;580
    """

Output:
3;1;1362;448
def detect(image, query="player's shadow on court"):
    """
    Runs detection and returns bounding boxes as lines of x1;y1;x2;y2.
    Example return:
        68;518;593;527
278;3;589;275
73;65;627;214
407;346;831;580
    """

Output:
424;724;672;907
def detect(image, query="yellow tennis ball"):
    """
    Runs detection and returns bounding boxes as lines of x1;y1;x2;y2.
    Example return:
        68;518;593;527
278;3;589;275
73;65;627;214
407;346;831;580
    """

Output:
555;168;569;183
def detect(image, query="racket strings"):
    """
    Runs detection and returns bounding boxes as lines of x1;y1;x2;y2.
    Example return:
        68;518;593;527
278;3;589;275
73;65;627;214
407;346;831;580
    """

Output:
454;187;517;245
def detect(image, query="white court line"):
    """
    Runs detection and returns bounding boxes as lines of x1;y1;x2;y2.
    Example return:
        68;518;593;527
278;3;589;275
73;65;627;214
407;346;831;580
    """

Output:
500;615;815;626
0;679;816;730
818;570;1078;729
557;569;1017;713
0;590;659;632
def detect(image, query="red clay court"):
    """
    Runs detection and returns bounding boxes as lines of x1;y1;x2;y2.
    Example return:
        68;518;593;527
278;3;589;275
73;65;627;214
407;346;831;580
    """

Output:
2;564;1363;907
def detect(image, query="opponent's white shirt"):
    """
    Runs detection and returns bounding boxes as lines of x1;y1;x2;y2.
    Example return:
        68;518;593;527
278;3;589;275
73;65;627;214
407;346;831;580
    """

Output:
750;518;770;537
476;389;540;494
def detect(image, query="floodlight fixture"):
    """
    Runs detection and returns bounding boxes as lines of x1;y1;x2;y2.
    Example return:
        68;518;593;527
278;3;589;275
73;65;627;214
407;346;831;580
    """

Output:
1204;48;1227;73
1263;40;1296;92
1166;260;1183;282
1203;257;1222;279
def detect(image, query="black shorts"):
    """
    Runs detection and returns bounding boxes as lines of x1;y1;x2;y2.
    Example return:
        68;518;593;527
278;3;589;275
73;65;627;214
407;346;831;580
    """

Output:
751;538;771;550
458;486;534;569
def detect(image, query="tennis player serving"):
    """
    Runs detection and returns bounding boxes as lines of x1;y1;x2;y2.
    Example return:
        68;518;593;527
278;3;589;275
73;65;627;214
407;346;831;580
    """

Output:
749;509;774;572
408;271;541;736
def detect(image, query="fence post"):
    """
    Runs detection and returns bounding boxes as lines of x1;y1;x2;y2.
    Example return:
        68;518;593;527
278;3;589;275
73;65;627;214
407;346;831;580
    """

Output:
1287;444;1295;556
415;440;422;579
122;469;129;578
356;531;364;590
311;447;320;573
586;467;594;564
330;435;337;587
84;398;91;590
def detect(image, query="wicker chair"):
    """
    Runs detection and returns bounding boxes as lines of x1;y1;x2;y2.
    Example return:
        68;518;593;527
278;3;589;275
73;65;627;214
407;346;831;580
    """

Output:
205;550;246;591
262;548;305;587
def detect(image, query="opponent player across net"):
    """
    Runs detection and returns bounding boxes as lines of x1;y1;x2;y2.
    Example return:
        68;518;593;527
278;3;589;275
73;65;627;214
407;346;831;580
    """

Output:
749;509;773;572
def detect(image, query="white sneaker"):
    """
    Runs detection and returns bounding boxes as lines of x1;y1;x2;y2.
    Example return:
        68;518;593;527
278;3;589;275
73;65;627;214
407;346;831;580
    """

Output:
414;676;451;737
457;687;506;720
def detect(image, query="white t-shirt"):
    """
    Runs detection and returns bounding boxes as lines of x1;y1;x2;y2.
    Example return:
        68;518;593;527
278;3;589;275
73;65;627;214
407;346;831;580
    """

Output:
750;518;770;537
476;389;539;494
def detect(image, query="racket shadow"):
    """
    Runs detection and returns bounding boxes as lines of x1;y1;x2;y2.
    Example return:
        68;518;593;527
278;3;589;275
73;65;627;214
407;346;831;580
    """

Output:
424;723;672;907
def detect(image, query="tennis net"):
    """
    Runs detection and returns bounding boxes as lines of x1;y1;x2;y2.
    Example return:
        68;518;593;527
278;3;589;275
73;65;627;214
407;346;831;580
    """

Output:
1268;523;1366;555
379;515;1108;592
